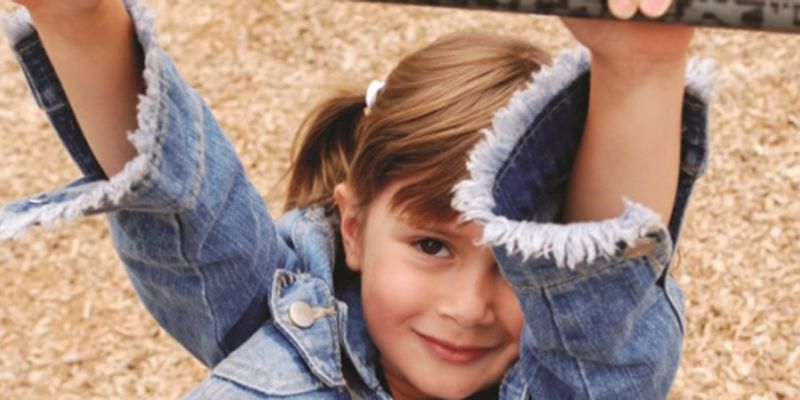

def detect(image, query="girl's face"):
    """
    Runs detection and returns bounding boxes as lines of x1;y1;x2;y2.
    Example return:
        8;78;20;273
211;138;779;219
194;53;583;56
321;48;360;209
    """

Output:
335;181;524;399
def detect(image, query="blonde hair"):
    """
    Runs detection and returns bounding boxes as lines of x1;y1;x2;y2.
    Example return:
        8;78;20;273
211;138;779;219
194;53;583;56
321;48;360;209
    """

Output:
284;32;551;223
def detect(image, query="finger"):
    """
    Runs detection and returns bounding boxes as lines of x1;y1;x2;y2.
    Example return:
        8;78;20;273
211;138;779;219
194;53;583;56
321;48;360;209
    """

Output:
639;0;672;18
608;0;637;19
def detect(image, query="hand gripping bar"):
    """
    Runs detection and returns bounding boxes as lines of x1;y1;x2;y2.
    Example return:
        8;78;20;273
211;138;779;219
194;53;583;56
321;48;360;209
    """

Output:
352;0;800;34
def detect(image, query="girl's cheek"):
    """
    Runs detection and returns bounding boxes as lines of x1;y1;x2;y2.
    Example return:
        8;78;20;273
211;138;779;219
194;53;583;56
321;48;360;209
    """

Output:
367;246;437;314
376;260;433;301
498;284;525;341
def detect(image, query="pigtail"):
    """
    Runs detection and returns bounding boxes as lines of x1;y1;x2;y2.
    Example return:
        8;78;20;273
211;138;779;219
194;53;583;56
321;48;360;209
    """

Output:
284;90;365;214
284;32;551;220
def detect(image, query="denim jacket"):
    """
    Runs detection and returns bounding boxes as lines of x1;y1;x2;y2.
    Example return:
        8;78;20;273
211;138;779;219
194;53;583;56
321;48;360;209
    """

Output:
0;1;713;398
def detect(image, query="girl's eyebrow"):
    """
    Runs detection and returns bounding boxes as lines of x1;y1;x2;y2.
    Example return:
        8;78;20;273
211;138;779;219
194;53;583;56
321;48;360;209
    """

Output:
395;213;467;239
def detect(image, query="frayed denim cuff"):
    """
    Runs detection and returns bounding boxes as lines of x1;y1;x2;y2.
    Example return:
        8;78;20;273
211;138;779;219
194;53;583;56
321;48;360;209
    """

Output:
452;46;714;283
0;0;206;241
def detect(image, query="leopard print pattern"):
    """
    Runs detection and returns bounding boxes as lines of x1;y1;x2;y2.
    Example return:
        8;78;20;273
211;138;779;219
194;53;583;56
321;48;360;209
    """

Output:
357;0;800;33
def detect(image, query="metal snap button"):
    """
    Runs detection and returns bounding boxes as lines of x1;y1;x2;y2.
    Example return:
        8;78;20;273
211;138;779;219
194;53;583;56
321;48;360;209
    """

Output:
289;301;315;329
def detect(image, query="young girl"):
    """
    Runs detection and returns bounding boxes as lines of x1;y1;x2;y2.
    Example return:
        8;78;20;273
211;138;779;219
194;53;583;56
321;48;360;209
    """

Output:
0;0;711;398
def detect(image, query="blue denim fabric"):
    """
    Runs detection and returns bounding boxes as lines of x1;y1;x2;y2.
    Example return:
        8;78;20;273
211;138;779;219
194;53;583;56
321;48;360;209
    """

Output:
1;1;710;398
475;69;707;398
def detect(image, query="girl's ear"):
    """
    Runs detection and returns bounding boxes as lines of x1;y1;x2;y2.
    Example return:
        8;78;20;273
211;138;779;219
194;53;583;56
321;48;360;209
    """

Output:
334;183;363;272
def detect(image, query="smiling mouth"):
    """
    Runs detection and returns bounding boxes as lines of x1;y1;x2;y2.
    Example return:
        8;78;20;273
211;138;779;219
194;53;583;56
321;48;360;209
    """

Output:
415;332;498;364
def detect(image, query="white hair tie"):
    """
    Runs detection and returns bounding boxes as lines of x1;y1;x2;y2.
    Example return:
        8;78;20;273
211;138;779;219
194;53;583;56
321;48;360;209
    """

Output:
365;80;385;112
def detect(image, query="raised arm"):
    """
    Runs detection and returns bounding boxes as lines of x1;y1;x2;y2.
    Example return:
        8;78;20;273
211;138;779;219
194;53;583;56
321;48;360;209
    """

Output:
561;3;694;224
452;2;711;398
15;0;142;177
2;0;292;367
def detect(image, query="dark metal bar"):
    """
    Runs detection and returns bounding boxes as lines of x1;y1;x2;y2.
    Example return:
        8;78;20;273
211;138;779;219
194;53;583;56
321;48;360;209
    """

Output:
351;0;800;34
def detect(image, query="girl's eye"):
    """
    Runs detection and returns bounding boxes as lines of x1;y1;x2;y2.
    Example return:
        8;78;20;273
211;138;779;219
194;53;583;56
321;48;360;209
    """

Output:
414;238;451;258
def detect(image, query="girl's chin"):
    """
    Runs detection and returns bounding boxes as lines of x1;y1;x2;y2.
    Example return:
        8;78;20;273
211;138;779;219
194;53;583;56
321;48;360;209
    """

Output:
409;374;489;400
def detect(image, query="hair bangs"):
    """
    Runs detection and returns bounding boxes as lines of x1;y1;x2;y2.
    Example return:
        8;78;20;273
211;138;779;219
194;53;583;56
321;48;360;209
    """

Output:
387;160;468;225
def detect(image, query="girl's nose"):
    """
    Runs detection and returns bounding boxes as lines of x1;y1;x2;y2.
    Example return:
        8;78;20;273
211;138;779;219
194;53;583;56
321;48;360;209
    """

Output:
437;270;498;328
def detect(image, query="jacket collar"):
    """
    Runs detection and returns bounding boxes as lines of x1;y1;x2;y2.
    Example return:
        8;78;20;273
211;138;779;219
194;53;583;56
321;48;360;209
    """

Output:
270;267;345;387
337;279;383;392
274;208;388;396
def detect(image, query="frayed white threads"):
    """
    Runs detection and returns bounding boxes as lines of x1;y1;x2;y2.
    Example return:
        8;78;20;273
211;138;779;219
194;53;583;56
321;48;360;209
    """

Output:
0;7;33;46
480;200;662;269
452;46;591;227
686;57;716;104
452;46;715;269
0;0;168;242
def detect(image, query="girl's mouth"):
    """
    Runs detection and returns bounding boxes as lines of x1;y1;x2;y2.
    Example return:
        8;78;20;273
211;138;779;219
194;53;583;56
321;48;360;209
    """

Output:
415;332;497;364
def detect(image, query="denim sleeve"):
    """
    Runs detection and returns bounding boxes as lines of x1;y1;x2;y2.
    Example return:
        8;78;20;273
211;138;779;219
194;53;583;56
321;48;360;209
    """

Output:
453;48;713;399
0;0;288;367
